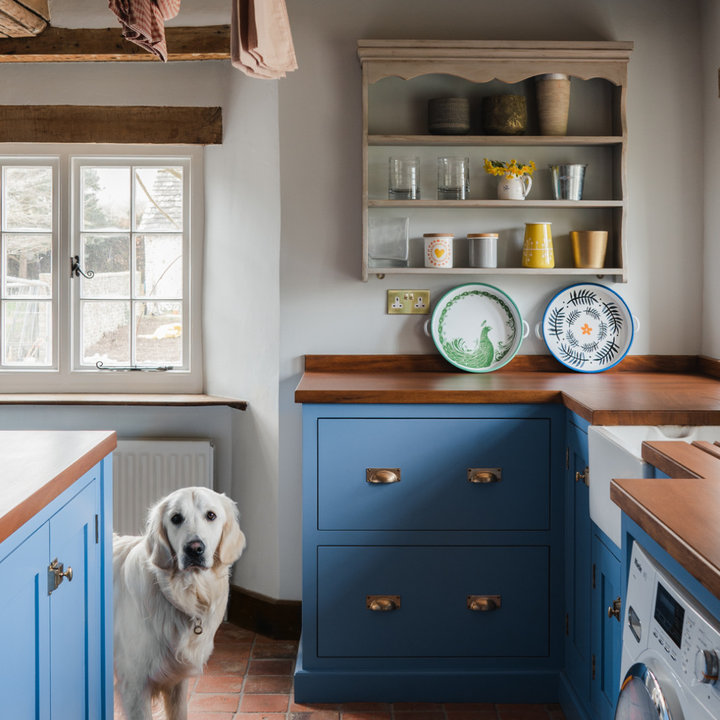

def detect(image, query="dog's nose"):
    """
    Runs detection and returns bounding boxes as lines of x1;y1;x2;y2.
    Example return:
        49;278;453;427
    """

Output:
185;539;205;558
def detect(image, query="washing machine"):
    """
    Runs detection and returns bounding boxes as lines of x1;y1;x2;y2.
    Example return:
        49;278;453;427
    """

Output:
615;542;720;719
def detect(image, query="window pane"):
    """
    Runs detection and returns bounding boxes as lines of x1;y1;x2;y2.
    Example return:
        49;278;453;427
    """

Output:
81;167;130;231
135;301;182;366
135;234;182;298
81;300;130;366
3;166;52;232
3;234;52;297
80;234;130;298
134;167;183;231
3;300;51;366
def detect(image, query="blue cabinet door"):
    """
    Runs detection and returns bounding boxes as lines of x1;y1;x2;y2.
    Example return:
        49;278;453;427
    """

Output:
0;524;51;720
591;532;622;720
49;478;101;720
564;416;591;708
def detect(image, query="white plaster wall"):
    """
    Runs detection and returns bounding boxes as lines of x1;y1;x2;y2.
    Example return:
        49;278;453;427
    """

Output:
702;0;720;357
204;67;282;599
277;0;705;599
3;0;712;602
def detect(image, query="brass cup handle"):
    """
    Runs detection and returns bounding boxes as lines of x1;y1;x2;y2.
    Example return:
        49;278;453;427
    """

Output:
608;596;621;621
366;595;401;611
467;594;502;612
366;468;400;484
467;468;502;484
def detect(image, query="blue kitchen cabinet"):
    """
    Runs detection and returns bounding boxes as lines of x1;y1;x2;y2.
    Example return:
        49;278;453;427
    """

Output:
590;529;622;720
0;456;113;719
562;414;592;717
295;403;565;703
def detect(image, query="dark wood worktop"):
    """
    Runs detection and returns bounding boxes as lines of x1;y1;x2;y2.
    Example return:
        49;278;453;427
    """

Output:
295;355;720;425
611;438;720;600
0;430;117;545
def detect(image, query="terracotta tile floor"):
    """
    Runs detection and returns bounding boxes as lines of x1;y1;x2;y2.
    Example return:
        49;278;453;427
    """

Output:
114;623;565;720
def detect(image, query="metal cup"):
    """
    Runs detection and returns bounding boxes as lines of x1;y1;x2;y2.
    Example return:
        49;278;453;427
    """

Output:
571;230;608;268
550;163;587;201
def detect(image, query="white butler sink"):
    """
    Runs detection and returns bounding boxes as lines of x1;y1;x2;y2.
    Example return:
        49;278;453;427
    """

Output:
588;425;720;549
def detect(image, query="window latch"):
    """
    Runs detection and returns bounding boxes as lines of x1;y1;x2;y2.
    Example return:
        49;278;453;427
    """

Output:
95;362;174;372
70;255;94;279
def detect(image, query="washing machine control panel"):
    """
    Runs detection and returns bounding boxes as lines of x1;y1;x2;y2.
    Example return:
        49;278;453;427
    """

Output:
625;543;720;717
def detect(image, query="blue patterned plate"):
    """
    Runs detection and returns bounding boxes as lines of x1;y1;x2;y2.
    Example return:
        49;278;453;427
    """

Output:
541;283;634;372
431;283;526;373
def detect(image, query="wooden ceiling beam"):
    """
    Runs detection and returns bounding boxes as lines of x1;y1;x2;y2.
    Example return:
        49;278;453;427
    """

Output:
0;105;223;144
0;0;49;37
0;24;230;61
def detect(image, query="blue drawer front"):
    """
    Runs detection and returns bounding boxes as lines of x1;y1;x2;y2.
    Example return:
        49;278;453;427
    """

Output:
317;545;549;657
317;417;550;530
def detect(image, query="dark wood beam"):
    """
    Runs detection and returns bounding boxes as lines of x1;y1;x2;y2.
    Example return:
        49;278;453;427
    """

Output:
0;24;230;61
0;105;223;144
0;0;49;38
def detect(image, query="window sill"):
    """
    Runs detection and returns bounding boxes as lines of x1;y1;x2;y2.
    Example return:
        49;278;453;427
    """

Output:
0;393;247;410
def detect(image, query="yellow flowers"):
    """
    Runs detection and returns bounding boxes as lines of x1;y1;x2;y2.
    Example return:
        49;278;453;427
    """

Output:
483;158;536;178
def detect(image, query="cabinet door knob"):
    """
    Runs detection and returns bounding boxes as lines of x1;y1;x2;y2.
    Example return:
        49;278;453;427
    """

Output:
467;468;502;484
366;468;400;484
48;558;73;595
467;594;502;612
575;466;589;486
608;596;622;621
366;595;401;611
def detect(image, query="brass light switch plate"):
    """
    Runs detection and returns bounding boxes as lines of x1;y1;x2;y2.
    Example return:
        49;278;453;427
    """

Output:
387;289;430;315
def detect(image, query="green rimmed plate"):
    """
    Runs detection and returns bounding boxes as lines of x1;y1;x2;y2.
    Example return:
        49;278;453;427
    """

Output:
430;283;527;373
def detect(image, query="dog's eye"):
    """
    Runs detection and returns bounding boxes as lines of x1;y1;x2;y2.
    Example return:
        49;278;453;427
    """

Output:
170;513;184;525
206;511;217;521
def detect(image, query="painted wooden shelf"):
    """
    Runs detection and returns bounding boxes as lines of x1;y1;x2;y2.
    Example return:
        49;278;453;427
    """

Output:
368;134;624;147
357;40;633;282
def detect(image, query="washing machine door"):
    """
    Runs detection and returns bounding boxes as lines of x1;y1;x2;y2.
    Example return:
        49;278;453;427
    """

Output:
614;662;680;720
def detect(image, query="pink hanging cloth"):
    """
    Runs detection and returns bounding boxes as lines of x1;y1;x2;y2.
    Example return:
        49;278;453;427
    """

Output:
231;0;298;79
108;0;182;62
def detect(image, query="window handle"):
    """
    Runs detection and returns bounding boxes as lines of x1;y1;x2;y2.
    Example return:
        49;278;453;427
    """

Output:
95;362;174;371
70;255;95;279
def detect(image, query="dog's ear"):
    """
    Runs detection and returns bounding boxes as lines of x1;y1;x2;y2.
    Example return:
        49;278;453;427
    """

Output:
145;498;175;570
216;494;246;566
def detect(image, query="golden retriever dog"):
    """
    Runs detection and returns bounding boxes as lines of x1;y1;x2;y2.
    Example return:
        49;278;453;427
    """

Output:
113;487;246;720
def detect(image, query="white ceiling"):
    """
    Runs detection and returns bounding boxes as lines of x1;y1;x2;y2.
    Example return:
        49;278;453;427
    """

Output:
48;0;230;28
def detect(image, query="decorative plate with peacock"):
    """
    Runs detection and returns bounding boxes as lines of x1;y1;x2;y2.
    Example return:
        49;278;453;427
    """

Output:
431;283;525;373
541;283;634;372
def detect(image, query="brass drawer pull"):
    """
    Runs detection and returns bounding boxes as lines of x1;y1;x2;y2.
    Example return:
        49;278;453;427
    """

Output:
367;595;401;611
366;468;400;484
467;594;502;612
467;468;502;484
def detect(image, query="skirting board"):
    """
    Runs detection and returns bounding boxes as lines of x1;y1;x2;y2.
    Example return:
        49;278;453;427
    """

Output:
227;585;301;640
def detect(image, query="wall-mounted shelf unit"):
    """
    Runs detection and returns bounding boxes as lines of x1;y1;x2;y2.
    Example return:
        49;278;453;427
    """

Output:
357;40;633;282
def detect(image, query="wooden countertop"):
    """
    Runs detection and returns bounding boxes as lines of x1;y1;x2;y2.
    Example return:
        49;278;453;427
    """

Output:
295;355;720;425
611;438;720;600
0;430;117;545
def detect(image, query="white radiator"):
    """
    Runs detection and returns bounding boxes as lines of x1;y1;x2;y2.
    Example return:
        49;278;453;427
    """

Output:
113;438;214;536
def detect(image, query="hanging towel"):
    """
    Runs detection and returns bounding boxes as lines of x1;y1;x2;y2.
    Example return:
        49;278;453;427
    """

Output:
109;0;182;62
231;0;298;79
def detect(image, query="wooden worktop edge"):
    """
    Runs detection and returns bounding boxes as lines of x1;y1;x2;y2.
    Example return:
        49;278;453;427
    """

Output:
641;441;718;479
610;481;720;599
303;354;699;374
0;431;117;545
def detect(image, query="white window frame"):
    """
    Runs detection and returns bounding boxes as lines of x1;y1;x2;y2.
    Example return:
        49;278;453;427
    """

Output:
0;144;204;393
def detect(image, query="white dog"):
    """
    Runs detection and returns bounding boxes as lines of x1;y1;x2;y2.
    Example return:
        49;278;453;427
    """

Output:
113;487;246;720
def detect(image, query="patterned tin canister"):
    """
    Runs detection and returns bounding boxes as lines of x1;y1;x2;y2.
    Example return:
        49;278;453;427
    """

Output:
424;233;454;268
